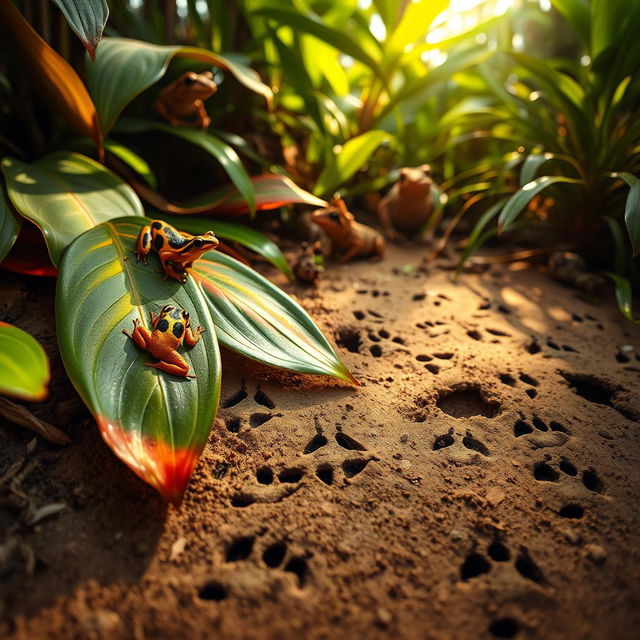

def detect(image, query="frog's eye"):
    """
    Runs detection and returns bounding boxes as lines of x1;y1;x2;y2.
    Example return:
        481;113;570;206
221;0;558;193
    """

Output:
184;75;196;86
183;310;190;319
193;238;204;248
329;211;340;221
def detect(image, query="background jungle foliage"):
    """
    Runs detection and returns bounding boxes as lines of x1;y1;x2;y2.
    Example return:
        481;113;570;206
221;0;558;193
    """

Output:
0;0;638;501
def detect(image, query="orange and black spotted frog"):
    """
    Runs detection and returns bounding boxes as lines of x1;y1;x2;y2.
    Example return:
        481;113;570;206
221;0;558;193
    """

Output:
153;71;217;129
135;220;219;284
123;305;204;378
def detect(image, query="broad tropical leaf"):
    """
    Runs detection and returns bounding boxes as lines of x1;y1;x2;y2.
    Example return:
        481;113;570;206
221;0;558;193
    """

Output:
104;138;157;188
50;0;109;60
2;152;143;265
614;172;640;256
157;214;291;277
193;251;357;385
57;218;221;503
0;322;50;401
0;0;102;152
86;38;273;133
315;131;392;196
0;181;21;263
498;176;584;233
135;174;326;216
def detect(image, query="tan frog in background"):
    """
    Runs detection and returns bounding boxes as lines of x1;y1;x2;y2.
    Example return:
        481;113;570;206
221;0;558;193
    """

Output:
377;165;436;240
311;198;384;263
154;71;217;129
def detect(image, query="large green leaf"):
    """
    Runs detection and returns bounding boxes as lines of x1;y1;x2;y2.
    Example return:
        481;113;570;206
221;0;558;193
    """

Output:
104;138;157;188
157;213;291;277
614;172;640;256
315;130;392;196
0;180;21;263
56;218;221;503
498;176;583;233
1;152;144;266
193;251;357;385
605;272;638;322
50;0;109;60
0;322;50;401
86;37;273;134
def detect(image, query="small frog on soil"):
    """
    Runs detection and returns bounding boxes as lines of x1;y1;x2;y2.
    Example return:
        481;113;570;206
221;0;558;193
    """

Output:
311;198;385;263
377;165;436;240
135;220;219;283
293;241;324;285
123;305;204;378
154;71;217;129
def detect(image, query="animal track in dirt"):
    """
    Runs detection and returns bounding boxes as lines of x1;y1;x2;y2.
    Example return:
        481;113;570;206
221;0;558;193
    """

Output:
198;581;227;601
513;416;570;447
460;542;546;586
488;617;520;638
222;384;248;408
336;326;362;353
433;429;455;450
560;372;637;419
436;385;500;419
432;428;490;459
532;457;604;497
254;388;276;409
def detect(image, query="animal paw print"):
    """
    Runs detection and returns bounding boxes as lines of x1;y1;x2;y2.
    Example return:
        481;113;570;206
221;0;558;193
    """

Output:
223;535;310;588
432;427;490;460
415;351;455;374
302;429;374;486
230;464;305;508
498;372;539;399
532;456;604;520
460;540;547;586
513;415;570;448
220;382;282;433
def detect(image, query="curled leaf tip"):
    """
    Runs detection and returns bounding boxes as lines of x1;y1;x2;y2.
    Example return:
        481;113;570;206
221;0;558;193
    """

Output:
98;417;200;505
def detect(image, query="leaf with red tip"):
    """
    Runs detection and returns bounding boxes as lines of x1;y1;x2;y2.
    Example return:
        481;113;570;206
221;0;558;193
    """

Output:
56;218;221;503
50;0;109;61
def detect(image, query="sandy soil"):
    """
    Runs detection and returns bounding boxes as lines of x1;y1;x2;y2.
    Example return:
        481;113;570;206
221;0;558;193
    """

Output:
1;244;639;640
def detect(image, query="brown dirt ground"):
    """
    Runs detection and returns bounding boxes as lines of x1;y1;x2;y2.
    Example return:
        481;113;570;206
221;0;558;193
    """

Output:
1;244;640;640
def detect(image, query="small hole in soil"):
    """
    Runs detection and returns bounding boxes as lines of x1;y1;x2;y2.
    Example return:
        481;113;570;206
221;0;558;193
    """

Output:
559;459;577;476
335;432;367;451
278;468;304;483
436;386;499;419
467;330;482;341
519;373;538;387
343;458;370;478
336;327;362;353
560;372;613;407
433;432;455;450
525;389;537;399
514;420;533;437
549;421;569;433
284;557;308;587
368;332;381;342
460;553;491;580
370;344;383;357
488;542;510;562
462;434;490;456
499;373;516;387
222;386;247;408
256;467;274;485
231;494;255;508
433;352;454;360
392;336;405;345
515;551;545;584
526;339;541;354
250;412;273;428
316;464;333;485
425;364;440;374
562;344;577;352
226;537;254;562
353;310;365;320
225;416;242;433
198;581;227;601
379;329;390;339
559;504;584;519
368;309;383;318
254;389;275;409
616;352;630;363
547;339;561;350
263;542;287;568
487;328;510;337
416;354;432;362
303;434;328;454
489;618;520;638
533;462;559;482
582;469;604;493
213;462;230;479
532;417;548;431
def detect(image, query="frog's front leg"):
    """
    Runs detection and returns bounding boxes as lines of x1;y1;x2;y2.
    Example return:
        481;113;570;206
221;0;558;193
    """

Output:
123;318;152;350
136;225;152;264
194;100;211;129
184;325;205;348
338;238;365;263
146;351;194;378
159;256;188;283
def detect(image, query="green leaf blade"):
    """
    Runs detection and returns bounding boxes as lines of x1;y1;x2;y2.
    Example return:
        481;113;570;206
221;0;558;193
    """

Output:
50;0;109;60
0;180;22;263
615;172;640;256
194;251;357;385
0;322;50;401
56;217;221;503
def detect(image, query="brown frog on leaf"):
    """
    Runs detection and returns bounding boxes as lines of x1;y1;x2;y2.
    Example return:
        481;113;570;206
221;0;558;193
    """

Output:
311;198;384;263
154;71;217;129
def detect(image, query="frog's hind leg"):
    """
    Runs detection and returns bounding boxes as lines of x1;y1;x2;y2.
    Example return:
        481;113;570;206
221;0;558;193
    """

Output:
136;225;152;263
146;351;194;378
123;319;152;350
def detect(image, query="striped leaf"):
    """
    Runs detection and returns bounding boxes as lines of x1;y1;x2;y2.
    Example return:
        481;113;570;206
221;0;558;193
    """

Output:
2;152;143;266
56;218;221;503
193;250;357;385
0;322;50;401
